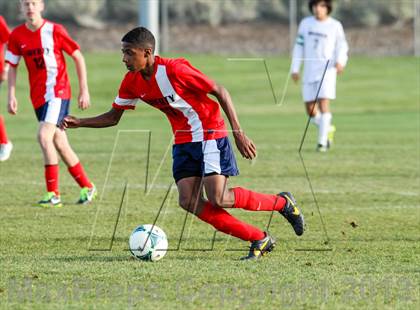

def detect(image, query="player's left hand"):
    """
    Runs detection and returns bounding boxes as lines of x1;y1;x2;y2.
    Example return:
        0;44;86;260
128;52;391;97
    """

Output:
78;90;90;110
233;130;257;160
336;63;345;74
291;72;300;83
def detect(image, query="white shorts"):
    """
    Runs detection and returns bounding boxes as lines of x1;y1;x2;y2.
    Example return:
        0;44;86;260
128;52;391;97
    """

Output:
302;70;336;102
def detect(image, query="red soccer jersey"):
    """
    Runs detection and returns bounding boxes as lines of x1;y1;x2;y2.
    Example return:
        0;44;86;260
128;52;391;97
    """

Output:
0;16;10;75
6;20;79;109
113;56;227;144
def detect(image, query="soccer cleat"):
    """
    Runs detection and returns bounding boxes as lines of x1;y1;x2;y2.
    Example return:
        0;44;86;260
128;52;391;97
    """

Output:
240;233;276;260
0;141;13;162
317;125;336;152
327;125;336;147
316;144;328;152
77;184;97;204
279;192;305;236
38;192;62;208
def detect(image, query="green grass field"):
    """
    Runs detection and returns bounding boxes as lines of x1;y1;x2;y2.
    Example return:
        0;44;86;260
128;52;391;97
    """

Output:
0;54;419;309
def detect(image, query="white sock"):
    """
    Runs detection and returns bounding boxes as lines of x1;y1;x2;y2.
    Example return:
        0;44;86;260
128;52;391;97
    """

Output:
318;112;332;146
310;113;321;127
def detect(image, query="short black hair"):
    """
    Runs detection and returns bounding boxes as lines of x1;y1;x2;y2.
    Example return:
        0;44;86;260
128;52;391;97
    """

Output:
309;0;333;15
121;27;155;52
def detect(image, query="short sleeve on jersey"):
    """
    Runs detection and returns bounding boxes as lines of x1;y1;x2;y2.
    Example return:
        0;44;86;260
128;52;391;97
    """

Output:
5;32;21;67
112;73;139;110
174;62;215;93
0;16;10;44
113;97;138;110
54;24;80;55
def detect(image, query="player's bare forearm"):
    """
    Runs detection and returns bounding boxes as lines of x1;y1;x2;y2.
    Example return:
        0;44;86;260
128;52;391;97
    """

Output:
7;65;17;96
71;50;88;92
0;63;9;82
7;66;18;115
210;83;257;159
61;108;124;129
210;83;241;132
71;50;90;109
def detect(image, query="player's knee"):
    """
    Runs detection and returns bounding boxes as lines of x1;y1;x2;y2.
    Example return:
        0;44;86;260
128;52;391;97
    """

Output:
307;108;317;117
53;138;67;153
308;110;317;117
178;197;198;214
37;131;53;149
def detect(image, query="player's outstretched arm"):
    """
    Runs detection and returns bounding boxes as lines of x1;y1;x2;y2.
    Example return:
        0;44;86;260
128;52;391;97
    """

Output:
210;83;256;160
7;65;18;115
60;107;124;129
71;50;90;110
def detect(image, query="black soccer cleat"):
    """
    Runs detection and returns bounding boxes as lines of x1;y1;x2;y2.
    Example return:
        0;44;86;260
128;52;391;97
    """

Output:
279;192;305;236
240;233;276;261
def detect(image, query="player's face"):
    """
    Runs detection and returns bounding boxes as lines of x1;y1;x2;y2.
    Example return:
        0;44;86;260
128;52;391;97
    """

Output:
313;2;328;20
20;0;44;23
121;42;151;72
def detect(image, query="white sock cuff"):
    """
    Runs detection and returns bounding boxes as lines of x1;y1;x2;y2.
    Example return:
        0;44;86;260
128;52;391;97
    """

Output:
318;112;332;146
321;112;332;121
310;113;321;125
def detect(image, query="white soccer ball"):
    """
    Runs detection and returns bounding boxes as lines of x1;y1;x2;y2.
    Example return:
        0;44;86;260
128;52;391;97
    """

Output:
129;224;168;262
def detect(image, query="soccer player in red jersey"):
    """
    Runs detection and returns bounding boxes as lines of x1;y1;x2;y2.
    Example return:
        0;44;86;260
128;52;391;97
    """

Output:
0;15;13;162
5;0;96;207
61;27;305;260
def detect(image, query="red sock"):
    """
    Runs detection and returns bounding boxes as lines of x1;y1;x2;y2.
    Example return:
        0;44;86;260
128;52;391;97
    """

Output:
68;162;92;188
197;202;265;241
232;187;286;211
0;115;8;144
45;165;59;195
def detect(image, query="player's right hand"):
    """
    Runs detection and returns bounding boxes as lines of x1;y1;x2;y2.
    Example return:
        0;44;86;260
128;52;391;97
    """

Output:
233;130;257;160
7;97;18;115
60;115;80;129
291;73;300;83
335;63;345;74
78;90;90;110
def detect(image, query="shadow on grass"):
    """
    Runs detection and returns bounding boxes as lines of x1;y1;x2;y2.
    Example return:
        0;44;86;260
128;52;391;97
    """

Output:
44;255;132;263
45;253;238;263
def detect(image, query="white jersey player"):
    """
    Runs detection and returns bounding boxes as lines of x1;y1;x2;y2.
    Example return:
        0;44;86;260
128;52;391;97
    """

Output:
291;0;348;152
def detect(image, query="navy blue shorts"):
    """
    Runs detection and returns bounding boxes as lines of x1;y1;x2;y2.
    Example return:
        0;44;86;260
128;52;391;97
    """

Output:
35;98;70;126
172;136;240;183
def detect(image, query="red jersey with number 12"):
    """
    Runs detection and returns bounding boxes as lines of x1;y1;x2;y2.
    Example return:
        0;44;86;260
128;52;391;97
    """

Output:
6;20;79;109
113;56;227;144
